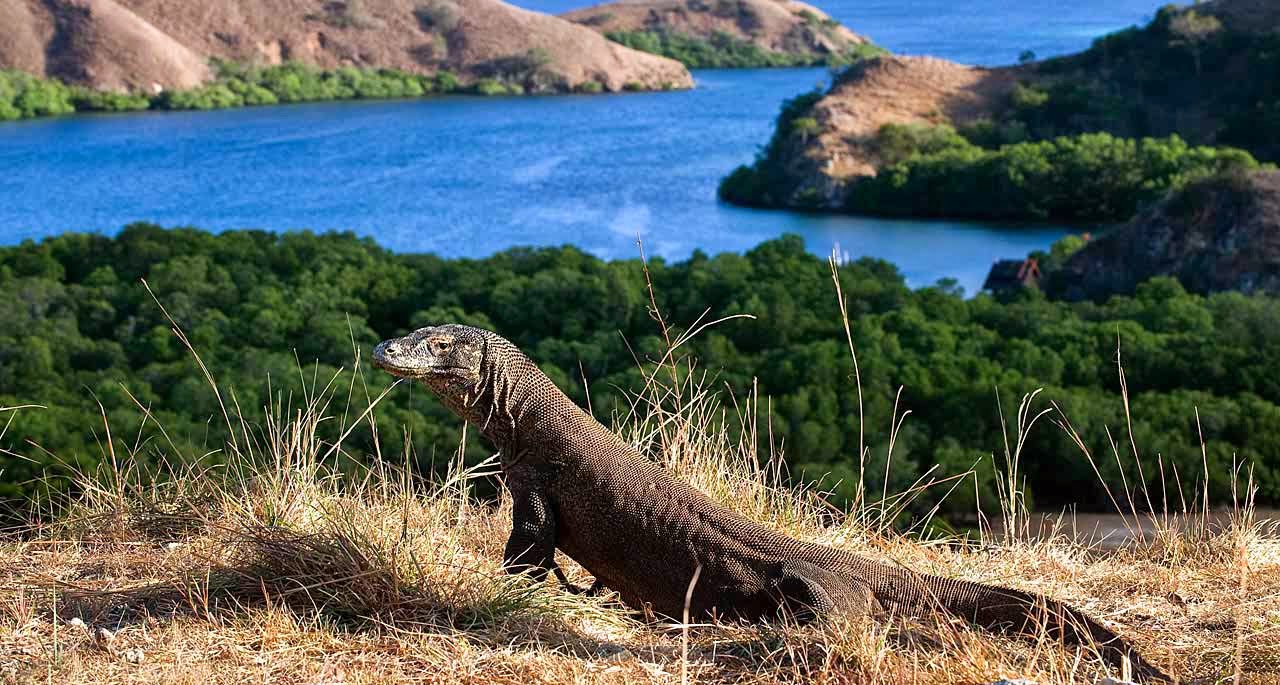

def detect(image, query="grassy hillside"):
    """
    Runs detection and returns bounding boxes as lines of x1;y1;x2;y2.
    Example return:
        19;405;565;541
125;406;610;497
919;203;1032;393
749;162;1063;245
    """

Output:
1;332;1277;683
2;226;1280;520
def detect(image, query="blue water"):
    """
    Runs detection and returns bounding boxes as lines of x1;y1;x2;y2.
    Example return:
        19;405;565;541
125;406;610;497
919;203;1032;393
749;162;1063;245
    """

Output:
0;1;1160;293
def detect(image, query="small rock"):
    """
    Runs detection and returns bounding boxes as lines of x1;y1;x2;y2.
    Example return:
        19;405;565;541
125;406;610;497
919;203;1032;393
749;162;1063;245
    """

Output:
164;542;183;552
67;617;87;630
123;647;144;664
95;627;116;646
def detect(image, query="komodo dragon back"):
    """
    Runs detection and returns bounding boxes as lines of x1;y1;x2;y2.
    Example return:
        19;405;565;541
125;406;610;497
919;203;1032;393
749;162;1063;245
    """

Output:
373;324;1171;683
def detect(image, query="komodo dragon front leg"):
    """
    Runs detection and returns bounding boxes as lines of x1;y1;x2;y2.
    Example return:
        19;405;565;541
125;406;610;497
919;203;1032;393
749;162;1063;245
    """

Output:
501;464;605;595
501;465;559;582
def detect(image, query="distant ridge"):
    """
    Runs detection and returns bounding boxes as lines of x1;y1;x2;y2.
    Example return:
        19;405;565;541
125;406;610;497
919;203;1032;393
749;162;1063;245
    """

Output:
0;0;693;93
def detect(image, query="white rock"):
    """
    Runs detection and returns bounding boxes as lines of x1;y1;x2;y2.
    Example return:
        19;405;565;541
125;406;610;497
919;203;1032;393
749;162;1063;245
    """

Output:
123;647;145;664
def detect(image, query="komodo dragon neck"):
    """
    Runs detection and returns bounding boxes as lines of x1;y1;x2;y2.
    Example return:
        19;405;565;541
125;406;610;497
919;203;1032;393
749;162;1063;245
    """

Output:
444;336;610;469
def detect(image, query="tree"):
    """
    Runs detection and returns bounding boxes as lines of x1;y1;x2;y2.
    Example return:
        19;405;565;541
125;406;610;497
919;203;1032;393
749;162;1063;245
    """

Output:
1168;10;1222;76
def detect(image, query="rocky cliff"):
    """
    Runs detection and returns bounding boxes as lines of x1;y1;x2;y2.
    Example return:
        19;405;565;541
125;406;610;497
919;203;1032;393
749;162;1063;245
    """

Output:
0;0;693;93
1044;171;1280;301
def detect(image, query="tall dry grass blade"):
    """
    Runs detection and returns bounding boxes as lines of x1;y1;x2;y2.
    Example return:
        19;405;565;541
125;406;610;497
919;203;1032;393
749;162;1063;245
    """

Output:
829;251;867;510
142;279;239;456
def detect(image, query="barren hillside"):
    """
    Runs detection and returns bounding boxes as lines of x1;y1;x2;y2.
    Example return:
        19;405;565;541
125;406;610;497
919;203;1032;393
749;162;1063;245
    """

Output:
798;56;1020;188
0;0;693;93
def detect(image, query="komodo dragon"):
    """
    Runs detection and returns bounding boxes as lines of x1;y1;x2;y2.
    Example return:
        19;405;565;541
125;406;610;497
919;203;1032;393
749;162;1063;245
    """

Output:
373;324;1170;682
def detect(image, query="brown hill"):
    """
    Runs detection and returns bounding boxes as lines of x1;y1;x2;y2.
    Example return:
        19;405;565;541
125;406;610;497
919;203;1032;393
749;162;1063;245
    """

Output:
793;56;1019;201
1044;171;1280;301
0;0;693;93
562;0;870;61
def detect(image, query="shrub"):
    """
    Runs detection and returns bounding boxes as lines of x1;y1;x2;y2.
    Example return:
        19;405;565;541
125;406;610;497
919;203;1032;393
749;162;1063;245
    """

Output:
70;88;151;113
159;83;245;110
604;30;884;69
319;0;384;30
846;127;1263;221
414;0;459;32
0;61;478;122
472;78;510;96
790;117;820;142
434;70;460;92
0;70;75;119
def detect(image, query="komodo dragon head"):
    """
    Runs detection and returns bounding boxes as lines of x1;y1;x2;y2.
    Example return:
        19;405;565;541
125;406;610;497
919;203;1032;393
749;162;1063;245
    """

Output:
373;324;545;449
372;324;489;390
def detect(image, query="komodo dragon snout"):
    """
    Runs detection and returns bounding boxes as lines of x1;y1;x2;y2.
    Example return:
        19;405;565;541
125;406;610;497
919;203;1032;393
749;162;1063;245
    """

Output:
374;323;1172;683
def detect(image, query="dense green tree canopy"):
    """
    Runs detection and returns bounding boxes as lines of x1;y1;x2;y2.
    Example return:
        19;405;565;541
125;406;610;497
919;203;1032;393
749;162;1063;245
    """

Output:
1;227;1276;521
844;126;1260;221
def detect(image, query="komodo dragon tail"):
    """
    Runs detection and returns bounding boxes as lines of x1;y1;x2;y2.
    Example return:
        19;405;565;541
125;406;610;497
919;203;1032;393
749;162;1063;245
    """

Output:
846;560;1171;682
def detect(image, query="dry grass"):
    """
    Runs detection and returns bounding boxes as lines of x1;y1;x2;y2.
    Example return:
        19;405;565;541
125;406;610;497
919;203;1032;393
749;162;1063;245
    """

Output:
2;269;1279;685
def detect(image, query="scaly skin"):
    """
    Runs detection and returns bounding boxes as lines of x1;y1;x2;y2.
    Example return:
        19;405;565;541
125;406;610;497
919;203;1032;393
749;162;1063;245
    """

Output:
373;324;1171;682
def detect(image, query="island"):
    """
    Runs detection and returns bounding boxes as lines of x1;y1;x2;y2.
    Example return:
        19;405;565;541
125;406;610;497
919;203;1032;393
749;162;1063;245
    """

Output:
720;0;1278;223
562;0;883;67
